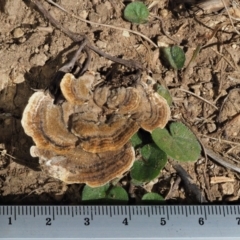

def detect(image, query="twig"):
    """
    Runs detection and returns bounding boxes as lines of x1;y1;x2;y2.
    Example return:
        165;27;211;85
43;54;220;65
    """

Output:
181;45;201;85
205;147;240;174
200;134;240;147
221;0;240;35
211;47;238;71
150;14;179;44
178;88;218;110
46;0;158;48
165;176;181;200
32;0;143;69
170;161;207;203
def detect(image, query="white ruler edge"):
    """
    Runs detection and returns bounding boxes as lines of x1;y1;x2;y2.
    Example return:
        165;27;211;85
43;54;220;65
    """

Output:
0;205;240;239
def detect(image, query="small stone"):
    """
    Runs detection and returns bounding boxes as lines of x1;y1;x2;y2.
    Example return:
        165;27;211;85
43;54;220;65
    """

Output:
122;30;130;38
18;37;26;43
34;48;40;54
96;40;107;49
79;10;88;19
30;53;48;66
159;9;169;18
9;44;16;50
221;182;234;195
206;122;216;133
43;44;49;52
13;73;25;84
12;28;24;38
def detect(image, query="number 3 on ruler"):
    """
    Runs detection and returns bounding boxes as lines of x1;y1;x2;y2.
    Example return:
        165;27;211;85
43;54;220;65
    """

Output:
84;218;90;226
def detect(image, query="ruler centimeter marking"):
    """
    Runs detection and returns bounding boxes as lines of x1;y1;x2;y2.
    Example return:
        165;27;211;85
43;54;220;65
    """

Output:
1;205;240;239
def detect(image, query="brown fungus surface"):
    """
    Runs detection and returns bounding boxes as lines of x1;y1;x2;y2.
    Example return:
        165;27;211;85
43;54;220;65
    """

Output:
30;143;134;187
21;91;78;152
21;71;170;186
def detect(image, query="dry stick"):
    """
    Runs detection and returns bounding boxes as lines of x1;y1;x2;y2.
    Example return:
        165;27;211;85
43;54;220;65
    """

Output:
211;47;238;71
32;0;142;69
165;176;181;200
150;14;180;44
178;88;218;110
205;147;240;174
221;0;240;35
180;118;213;201
181;45;202;86
170;161;208;203
201;134;240;147
46;0;158;48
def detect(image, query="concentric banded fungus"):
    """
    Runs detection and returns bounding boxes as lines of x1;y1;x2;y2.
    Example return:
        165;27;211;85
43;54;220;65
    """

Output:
133;84;170;132
30;143;134;187
60;72;94;105
71;117;140;153
21;91;78;152
21;71;170;186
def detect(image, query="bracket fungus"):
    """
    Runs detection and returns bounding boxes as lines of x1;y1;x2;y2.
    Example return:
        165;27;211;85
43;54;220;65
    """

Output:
21;70;170;187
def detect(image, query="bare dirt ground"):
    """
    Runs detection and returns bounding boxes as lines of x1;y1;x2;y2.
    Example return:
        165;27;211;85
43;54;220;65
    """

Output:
0;0;240;204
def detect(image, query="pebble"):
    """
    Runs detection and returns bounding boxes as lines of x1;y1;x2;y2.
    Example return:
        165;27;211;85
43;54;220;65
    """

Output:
18;37;26;43
206;122;217;133
12;28;24;38
159;9;169;18
79;10;88;19
43;44;49;52
221;182;234;195
29;52;48;66
13;73;25;84
122;30;130;38
96;40;107;49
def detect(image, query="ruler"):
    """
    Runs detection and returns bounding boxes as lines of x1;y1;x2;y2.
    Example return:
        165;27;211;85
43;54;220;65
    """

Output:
0;205;240;239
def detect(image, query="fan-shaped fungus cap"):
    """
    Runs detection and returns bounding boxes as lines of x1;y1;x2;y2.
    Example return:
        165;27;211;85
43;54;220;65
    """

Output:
132;83;170;132
21;71;170;186
21;91;78;152
60;72;94;105
30;143;134;187
71;117;139;153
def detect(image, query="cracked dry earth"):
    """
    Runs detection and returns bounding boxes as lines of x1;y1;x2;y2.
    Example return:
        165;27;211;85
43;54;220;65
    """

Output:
0;0;240;204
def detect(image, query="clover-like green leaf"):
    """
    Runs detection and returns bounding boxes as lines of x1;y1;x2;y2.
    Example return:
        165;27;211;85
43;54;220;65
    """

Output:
161;46;186;69
107;186;128;201
130;143;167;183
124;2;149;24
130;131;143;148
157;85;172;106
82;184;110;201
142;193;165;201
152;122;201;162
82;184;128;203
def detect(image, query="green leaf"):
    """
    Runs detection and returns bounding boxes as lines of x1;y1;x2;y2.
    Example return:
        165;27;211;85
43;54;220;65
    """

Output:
142;192;165;201
82;184;110;201
131;178;143;186
152;122;201;162
161;46;186;69
156;85;172;106
130;143;167;183
82;184;128;203
107;186;128;201
124;2;149;24
130;131;143;148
